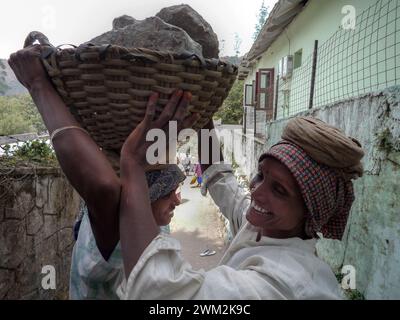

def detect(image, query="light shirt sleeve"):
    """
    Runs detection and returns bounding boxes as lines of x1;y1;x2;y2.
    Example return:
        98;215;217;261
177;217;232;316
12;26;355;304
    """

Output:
69;212;123;300
117;234;286;300
117;234;343;300
117;234;205;299
200;163;251;236
70;211;168;299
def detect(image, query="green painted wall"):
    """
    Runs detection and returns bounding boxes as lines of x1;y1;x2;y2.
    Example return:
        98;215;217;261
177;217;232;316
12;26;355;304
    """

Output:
245;0;399;121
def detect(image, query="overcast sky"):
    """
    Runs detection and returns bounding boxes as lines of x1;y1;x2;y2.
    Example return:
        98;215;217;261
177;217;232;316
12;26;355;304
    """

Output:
0;0;278;59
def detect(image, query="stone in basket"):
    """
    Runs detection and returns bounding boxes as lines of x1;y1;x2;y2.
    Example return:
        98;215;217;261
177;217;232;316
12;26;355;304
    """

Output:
24;30;238;154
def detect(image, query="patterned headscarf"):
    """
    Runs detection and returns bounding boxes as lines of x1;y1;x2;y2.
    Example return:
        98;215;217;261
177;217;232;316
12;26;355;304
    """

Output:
262;141;355;240
260;116;364;240
145;164;186;202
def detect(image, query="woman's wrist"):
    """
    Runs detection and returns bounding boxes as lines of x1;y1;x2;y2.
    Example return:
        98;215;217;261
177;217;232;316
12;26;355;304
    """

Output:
120;156;145;175
29;77;55;98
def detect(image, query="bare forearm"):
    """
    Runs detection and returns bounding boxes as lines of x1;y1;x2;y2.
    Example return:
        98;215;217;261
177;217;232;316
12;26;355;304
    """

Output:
30;78;121;258
29;79;80;132
9;46;121;259
29;78;119;199
117;89;194;277
119;160;159;278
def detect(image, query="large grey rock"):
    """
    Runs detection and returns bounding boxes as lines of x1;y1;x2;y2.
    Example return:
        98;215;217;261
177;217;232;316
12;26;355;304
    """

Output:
156;4;219;58
90;16;203;57
112;15;137;29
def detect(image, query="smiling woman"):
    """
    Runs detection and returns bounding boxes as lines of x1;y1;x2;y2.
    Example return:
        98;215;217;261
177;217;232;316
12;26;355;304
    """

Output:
115;114;364;300
247;156;307;240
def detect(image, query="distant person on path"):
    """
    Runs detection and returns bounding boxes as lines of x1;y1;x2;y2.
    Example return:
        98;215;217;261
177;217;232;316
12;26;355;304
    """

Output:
194;163;202;187
183;155;191;176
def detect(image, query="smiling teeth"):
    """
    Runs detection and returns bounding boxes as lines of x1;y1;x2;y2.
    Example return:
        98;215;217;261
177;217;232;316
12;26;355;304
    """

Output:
251;201;269;214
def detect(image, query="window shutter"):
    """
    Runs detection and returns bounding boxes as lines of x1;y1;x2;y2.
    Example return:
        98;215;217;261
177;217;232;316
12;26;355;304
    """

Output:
257;68;275;120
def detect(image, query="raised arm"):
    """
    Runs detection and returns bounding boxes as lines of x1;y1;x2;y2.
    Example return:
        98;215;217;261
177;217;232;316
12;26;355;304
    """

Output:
119;90;198;277
197;120;250;235
8;45;120;259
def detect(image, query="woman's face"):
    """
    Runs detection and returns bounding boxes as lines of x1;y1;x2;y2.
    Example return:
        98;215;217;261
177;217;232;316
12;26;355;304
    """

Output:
246;156;307;239
151;186;181;226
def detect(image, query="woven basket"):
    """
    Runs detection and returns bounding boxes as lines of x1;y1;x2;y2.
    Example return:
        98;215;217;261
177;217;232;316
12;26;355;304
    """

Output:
25;31;238;153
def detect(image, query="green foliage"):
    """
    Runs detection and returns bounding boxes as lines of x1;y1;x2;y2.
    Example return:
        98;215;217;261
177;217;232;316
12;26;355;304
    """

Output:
253;1;269;41
14;140;55;161
335;272;365;300
0;94;46;136
345;289;365;300
0;139;57;167
0;60;9;95
213;80;244;124
335;272;344;283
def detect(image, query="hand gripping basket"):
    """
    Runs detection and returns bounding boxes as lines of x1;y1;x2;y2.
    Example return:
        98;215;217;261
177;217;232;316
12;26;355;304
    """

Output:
25;31;238;153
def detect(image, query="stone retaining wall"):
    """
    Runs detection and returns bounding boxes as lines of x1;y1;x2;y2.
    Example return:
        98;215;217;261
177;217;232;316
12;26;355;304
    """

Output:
0;167;80;299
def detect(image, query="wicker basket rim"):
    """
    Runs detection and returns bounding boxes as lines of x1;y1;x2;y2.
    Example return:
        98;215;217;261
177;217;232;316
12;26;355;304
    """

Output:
47;43;238;74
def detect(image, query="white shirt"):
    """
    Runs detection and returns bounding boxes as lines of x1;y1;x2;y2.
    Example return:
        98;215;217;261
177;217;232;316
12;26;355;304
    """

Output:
69;211;169;300
117;164;344;300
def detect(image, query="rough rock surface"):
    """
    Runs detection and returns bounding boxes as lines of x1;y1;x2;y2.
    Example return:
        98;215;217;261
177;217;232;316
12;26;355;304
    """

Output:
156;4;219;58
0;167;80;299
90;16;203;57
112;15;137;29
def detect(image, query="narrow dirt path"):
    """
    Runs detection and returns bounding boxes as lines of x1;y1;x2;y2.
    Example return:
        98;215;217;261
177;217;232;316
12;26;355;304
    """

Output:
170;175;228;271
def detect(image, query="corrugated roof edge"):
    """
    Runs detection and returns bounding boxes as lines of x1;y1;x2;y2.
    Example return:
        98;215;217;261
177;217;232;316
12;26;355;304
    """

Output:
238;0;308;78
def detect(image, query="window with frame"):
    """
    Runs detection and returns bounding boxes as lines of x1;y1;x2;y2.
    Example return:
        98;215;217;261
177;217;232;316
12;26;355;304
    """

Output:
244;84;253;106
252;80;257;106
256;68;275;120
294;49;303;69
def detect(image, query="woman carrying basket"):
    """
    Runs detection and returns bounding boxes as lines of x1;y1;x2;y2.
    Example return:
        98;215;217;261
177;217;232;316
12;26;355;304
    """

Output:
8;45;197;299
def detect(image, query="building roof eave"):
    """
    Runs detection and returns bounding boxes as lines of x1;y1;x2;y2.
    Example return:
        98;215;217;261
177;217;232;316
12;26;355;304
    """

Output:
245;0;308;62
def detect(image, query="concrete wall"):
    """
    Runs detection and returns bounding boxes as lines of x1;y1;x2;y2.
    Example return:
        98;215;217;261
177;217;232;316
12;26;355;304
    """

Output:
0;167;80;299
218;85;400;299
